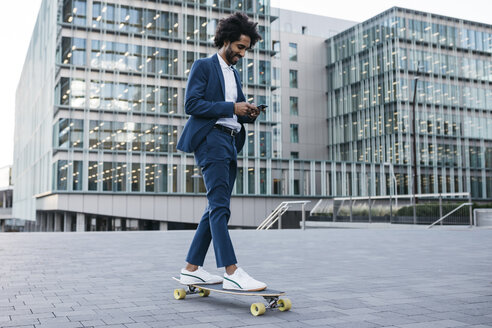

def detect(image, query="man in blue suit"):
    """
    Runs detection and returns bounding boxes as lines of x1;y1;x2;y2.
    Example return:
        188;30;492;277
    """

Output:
177;12;267;291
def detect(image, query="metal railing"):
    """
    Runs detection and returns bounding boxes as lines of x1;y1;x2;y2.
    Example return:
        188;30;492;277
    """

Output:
310;192;472;226
427;202;473;228
257;201;310;230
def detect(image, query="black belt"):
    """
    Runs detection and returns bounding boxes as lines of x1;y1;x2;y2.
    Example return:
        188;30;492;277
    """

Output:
214;124;238;136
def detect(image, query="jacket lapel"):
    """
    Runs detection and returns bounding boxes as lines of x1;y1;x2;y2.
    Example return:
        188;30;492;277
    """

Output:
212;54;226;99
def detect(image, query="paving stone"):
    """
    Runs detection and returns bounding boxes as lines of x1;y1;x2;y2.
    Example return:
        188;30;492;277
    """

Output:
396;319;466;328
0;318;40;327
329;322;381;328
101;317;136;325
35;322;83;328
122;323;152;328
0;229;491;327
80;319;106;327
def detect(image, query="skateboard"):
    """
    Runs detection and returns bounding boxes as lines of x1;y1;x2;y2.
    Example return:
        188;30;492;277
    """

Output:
172;277;291;316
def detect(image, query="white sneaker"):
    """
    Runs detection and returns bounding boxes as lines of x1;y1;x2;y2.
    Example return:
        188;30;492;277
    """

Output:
223;268;267;291
179;267;223;285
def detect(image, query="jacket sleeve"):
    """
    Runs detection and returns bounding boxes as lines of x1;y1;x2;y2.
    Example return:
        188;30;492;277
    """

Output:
238;115;256;124
184;60;235;119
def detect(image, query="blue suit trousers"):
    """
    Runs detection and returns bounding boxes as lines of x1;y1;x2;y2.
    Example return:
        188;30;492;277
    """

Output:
185;128;238;268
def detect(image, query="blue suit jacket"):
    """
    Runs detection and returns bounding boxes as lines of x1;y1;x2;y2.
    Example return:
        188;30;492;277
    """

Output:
177;54;255;153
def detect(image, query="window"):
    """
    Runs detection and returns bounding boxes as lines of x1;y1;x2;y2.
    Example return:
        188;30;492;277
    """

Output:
114;163;127;192
289;70;298;88
102;162;113;191
61;37;86;66
63;0;86;26
273;94;280;113
248;168;255;194
55;160;68;190
290;96;298;116
260;168;267;194
54;118;83;149
272;40;280;58
273;179;282;195
290;124;299;143
293;179;300;195
236;168;244;194
289;43;297;61
258;60;271;85
247;131;255;157
259;131;271;158
272;67;280;86
290;152;299;159
88;161;98;191
155;164;168;192
186;15;195;40
132;163;140;191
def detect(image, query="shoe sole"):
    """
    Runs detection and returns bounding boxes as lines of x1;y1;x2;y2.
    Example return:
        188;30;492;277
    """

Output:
179;281;223;285
223;286;267;292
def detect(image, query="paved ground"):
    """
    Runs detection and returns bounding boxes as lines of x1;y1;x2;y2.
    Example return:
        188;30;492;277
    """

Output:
0;228;491;328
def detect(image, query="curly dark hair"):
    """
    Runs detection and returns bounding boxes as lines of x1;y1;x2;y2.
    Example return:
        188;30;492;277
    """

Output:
213;12;262;49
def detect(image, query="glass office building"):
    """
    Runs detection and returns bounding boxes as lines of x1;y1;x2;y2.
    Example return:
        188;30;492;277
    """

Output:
52;0;276;196
14;0;283;225
326;7;492;199
15;0;358;229
15;3;491;230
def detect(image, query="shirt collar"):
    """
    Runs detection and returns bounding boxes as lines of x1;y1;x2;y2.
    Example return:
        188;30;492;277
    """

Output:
217;53;234;71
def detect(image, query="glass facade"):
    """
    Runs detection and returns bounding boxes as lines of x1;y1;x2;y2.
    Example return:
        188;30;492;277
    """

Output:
16;4;491;223
47;0;366;202
51;0;295;197
19;0;360;225
326;7;492;198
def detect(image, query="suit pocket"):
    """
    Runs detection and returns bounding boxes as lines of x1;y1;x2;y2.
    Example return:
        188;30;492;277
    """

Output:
205;129;233;162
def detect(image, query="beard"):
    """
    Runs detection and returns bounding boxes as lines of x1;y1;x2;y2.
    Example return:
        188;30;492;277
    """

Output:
225;45;241;65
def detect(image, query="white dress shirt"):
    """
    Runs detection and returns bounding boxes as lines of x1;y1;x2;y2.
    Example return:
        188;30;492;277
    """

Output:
215;54;242;132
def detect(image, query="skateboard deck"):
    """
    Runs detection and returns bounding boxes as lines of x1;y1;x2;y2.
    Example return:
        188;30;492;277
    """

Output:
172;277;291;316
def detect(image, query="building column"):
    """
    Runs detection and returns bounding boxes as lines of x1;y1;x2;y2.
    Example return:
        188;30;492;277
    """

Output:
54;213;63;232
63;212;72;232
44;213;49;232
114;218;121;231
47;212;54;232
35;212;41;232
159;221;168;231
40;212;47;232
76;213;85;232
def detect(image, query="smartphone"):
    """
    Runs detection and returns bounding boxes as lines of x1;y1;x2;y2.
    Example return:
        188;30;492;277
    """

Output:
257;104;268;111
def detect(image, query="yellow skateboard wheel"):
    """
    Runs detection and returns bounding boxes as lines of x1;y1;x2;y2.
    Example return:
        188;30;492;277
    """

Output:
278;298;292;311
173;288;186;300
250;302;266;316
198;288;210;297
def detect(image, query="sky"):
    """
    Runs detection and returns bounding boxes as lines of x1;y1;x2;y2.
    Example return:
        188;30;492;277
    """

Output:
1;0;492;169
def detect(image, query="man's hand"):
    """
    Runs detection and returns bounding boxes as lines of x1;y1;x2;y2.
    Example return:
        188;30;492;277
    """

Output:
248;106;260;119
234;102;256;116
